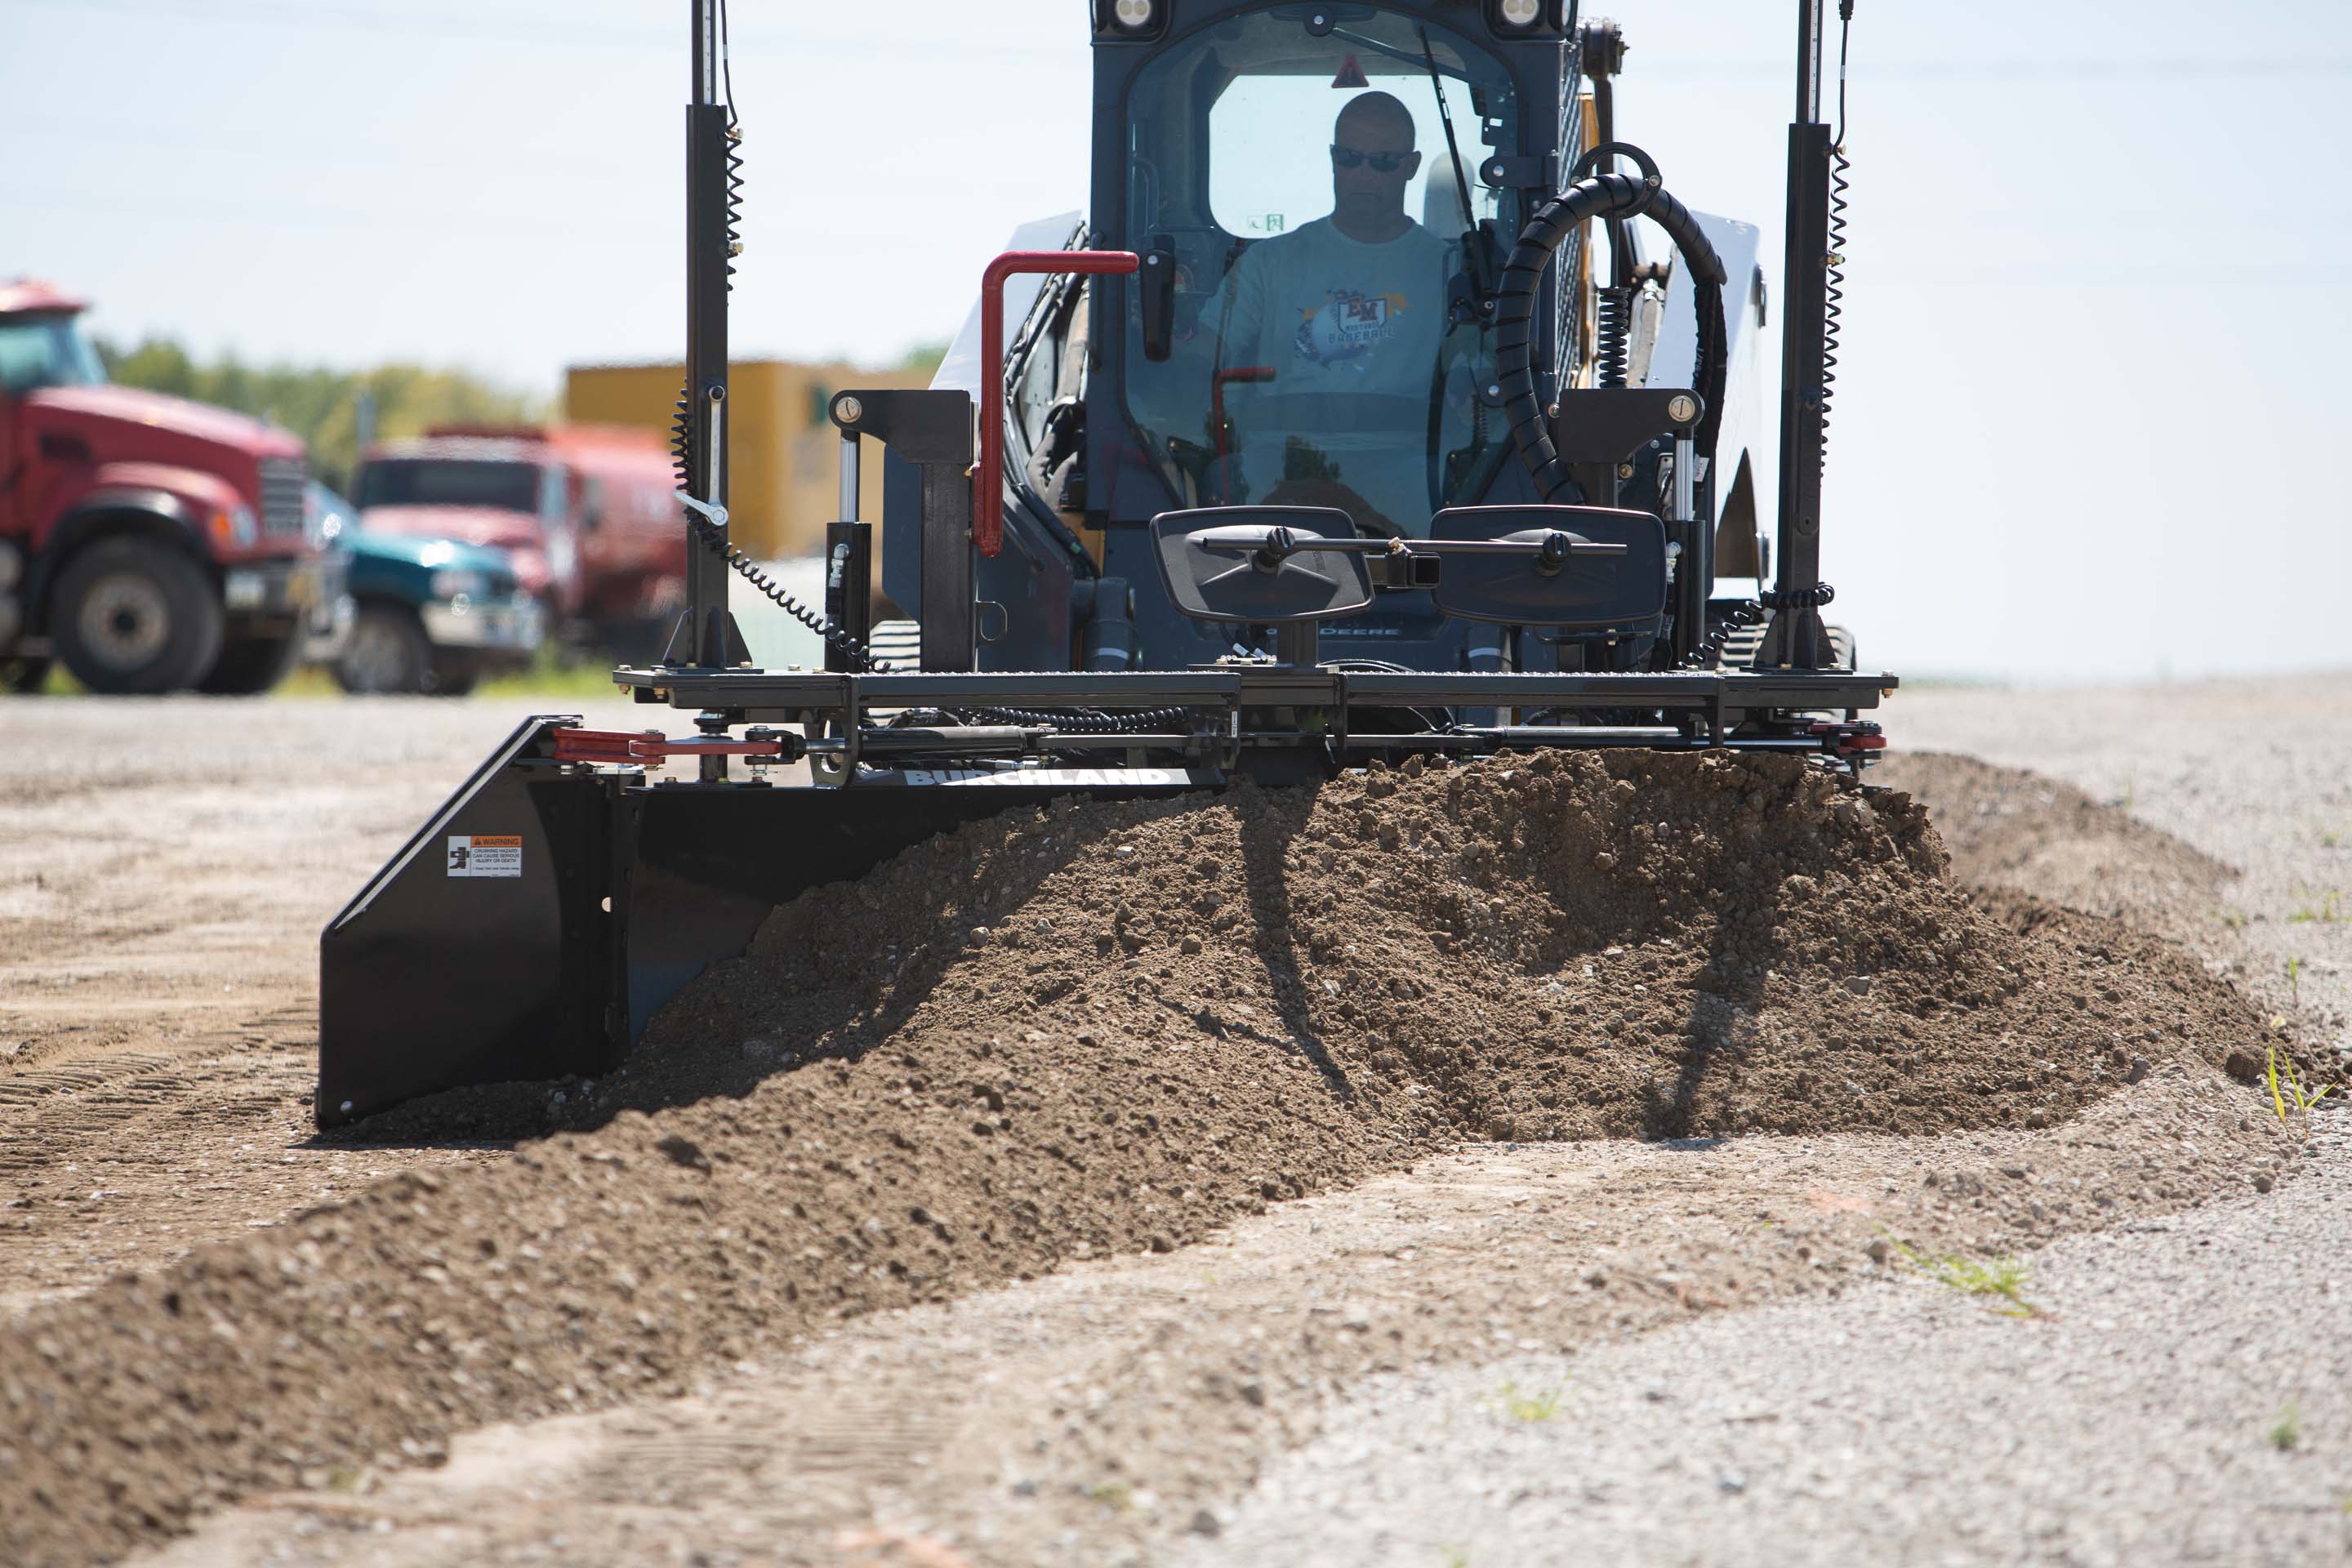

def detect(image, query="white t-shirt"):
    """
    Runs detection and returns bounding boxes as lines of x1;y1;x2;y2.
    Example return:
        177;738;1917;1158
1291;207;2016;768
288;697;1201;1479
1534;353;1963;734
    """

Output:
1205;216;1452;411
1198;216;1454;532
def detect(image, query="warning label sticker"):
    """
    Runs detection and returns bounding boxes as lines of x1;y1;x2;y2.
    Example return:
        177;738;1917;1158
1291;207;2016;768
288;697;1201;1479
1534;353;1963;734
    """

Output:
447;835;523;878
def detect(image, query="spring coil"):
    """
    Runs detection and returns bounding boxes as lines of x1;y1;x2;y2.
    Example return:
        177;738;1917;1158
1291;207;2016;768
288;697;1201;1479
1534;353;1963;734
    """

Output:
1820;141;1848;473
1679;599;1765;670
1760;581;1836;610
684;512;892;671
961;706;1192;734
669;381;694;492
724;122;745;293
1820;0;1854;474
1593;286;1633;389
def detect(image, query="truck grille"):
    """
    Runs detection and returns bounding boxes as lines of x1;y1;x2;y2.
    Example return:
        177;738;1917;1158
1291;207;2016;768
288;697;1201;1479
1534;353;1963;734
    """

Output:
258;456;309;538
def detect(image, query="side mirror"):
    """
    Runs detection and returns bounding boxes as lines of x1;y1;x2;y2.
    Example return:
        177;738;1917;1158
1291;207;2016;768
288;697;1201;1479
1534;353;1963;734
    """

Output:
1428;504;1664;631
1140;234;1176;362
1150;506;1373;624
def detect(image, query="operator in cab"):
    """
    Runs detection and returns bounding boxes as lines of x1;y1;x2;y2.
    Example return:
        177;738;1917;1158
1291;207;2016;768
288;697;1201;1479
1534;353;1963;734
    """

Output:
1197;91;1455;537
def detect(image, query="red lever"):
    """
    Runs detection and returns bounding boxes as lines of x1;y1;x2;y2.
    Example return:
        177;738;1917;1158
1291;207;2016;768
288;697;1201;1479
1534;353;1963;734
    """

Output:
550;727;786;767
1808;721;1887;755
976;249;1139;557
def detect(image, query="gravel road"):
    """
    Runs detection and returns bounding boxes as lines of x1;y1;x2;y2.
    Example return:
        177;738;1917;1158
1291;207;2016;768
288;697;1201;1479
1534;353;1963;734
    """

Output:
1184;1126;2350;1568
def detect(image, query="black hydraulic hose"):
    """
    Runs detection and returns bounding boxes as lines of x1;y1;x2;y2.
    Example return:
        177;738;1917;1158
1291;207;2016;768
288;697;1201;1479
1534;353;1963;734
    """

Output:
1491;172;1729;504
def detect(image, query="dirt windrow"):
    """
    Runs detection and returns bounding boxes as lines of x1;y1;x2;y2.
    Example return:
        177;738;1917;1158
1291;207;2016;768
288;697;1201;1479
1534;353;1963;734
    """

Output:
0;750;2282;1567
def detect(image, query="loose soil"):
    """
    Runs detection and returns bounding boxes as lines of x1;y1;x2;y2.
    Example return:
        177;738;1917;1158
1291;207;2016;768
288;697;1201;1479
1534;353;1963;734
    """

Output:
1876;751;2236;946
0;747;2295;1566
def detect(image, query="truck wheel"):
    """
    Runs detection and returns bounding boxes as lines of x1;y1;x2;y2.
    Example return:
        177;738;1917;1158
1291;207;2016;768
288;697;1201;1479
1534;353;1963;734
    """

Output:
52;537;226;695
428;650;481;698
334;603;431;694
198;630;303;695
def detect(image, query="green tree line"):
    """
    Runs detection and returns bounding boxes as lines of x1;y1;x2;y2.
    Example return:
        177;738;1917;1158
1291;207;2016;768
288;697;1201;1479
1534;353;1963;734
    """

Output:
93;337;545;493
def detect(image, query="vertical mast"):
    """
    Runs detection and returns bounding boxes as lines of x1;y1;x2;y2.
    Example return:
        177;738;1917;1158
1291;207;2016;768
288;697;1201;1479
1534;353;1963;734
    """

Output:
1762;0;1834;669
666;0;741;668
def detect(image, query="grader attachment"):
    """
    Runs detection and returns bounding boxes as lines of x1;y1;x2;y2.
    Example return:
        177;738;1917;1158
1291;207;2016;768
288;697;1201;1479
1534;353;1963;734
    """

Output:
319;0;1890;1127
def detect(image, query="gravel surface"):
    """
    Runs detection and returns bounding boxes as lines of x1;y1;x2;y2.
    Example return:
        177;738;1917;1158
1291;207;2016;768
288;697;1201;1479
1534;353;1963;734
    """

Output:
1180;1121;2351;1568
29;744;2284;1566
2;678;2341;1567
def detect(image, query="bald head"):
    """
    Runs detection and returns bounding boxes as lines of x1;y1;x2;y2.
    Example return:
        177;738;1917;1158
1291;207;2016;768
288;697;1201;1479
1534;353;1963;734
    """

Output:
1329;91;1422;242
1335;91;1417;149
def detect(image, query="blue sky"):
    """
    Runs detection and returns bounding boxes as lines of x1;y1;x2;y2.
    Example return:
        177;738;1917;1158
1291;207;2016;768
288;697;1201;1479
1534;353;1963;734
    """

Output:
5;0;2348;680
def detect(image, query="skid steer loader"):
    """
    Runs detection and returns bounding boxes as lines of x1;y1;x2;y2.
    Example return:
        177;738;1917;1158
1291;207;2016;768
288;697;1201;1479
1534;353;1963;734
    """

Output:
318;0;1887;1127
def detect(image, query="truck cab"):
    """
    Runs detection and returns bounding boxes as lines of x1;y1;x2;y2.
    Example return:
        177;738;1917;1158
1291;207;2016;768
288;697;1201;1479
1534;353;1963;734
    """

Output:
0;279;337;693
352;425;684;657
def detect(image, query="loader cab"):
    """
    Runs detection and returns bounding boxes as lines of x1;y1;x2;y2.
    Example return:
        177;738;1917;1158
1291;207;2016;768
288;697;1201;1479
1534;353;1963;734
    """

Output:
1073;1;1584;669
880;0;1752;677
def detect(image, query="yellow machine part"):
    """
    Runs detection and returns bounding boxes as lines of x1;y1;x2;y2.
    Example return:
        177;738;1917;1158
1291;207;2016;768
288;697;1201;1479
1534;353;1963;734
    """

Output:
566;360;927;560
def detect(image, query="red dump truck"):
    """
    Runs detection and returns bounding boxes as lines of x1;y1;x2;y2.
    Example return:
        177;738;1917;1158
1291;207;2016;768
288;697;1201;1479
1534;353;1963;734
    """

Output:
351;424;684;657
0;279;338;693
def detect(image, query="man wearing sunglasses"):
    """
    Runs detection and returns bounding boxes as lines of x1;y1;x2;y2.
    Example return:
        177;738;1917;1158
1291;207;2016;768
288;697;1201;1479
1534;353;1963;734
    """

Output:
1198;90;1454;535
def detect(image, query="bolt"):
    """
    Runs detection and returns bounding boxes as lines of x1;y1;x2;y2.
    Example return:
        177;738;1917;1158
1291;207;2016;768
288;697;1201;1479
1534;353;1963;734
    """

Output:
1618;462;1636;479
835;394;864;424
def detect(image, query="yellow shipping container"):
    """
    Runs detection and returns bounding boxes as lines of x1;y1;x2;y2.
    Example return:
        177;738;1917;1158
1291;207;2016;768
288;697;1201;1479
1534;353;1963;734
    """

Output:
565;360;930;561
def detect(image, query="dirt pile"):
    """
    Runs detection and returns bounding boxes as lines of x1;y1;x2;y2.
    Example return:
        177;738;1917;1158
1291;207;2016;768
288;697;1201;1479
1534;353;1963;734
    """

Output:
1878;751;2234;943
0;751;2278;1566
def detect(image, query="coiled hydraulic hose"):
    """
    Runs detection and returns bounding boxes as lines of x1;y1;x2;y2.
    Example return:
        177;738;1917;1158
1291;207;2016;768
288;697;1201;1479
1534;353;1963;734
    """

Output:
1492;171;1730;506
1491;168;1748;667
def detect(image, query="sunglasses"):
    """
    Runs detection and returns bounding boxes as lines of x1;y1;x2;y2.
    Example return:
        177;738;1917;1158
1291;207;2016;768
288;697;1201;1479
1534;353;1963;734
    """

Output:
1330;143;1412;172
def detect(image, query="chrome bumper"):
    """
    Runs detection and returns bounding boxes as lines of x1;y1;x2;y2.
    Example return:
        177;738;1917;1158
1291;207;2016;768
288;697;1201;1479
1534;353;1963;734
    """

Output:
422;593;543;652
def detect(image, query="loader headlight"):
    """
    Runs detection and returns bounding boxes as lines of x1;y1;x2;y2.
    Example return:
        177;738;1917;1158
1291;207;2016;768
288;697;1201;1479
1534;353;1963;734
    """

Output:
1111;0;1154;29
1495;0;1542;28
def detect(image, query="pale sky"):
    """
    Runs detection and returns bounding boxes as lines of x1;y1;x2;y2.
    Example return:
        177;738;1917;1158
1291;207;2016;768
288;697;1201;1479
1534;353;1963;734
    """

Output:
5;0;2349;681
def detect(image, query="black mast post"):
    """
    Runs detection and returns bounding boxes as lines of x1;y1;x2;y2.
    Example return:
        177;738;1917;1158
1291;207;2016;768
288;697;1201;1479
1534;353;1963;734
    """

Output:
1759;0;1835;670
662;0;749;678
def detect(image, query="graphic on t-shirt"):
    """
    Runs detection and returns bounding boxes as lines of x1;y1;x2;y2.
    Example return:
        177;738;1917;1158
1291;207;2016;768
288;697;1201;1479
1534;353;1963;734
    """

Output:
1294;288;1410;368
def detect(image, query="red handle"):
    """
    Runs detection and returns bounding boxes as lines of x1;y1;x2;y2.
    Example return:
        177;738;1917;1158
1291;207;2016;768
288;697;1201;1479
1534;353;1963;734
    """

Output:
550;727;786;767
976;249;1139;558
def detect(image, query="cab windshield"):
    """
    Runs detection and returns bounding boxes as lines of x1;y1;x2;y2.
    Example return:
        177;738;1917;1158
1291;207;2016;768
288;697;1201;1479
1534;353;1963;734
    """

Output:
1121;7;1519;536
0;314;108;394
355;459;549;517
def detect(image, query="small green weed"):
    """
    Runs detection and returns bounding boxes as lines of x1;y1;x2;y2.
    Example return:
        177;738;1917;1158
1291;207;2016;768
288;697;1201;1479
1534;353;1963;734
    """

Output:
1441;1549;1473;1568
2265;1048;2336;1127
2288;890;2344;924
2321;830;2341;849
2270;1403;2303;1452
1895;1241;2042;1317
1088;1480;1134;1511
1481;1379;1566;1423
